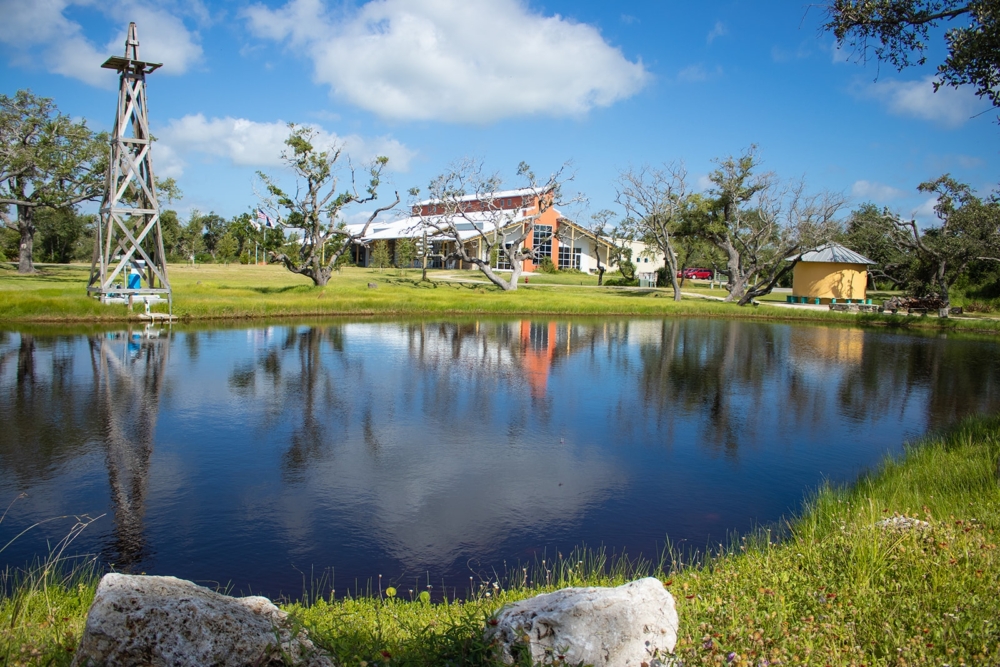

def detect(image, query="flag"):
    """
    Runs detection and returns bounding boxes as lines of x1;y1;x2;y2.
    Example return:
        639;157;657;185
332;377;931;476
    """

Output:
256;208;281;229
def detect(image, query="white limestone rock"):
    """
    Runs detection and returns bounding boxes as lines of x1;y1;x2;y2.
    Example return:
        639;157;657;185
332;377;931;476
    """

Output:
485;577;678;666
72;573;334;667
877;514;932;532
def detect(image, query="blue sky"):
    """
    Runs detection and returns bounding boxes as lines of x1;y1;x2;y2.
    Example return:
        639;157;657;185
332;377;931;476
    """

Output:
1;0;995;228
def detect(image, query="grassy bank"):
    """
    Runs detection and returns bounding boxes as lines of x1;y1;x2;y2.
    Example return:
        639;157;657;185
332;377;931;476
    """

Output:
3;415;999;665
3;262;1000;335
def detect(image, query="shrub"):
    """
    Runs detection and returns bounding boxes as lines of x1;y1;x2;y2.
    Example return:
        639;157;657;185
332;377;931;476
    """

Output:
965;300;995;313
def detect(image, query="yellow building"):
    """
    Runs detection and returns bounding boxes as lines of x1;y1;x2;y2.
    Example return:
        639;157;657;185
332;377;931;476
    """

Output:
790;243;874;304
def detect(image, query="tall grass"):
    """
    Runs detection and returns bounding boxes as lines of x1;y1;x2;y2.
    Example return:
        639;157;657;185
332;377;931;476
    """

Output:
0;498;102;667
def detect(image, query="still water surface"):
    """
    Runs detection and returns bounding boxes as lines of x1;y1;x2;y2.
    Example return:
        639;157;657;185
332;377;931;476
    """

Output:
1;319;998;599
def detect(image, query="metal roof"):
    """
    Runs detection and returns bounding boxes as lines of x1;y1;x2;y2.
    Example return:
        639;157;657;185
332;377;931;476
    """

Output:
797;242;875;265
414;186;552;207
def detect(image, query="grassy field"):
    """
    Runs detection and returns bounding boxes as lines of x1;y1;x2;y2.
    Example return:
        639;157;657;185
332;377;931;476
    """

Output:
3;414;999;666
3;262;1000;335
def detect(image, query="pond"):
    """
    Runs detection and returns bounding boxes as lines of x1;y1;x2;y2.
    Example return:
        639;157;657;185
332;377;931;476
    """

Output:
1;319;999;600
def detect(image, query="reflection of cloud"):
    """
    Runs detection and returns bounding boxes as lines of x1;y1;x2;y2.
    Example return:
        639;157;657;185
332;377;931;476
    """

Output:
241;321;626;571
305;434;625;570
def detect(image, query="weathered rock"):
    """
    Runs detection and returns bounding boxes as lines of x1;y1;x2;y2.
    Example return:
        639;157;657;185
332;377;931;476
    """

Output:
877;515;931;532
72;573;334;667
485;577;678;666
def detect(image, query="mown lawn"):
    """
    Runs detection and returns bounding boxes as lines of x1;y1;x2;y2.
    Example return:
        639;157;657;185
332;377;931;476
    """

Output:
3;262;1000;336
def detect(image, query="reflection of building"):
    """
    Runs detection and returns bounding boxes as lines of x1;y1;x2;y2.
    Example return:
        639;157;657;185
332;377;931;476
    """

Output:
791;243;874;304
351;188;663;275
789;326;865;365
521;321;557;399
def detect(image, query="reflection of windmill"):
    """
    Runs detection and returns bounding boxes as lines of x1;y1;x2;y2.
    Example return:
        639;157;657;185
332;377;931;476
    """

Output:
88;327;168;568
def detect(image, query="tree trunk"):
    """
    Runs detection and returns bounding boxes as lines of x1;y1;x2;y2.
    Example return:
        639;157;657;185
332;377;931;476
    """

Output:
663;253;682;301
17;205;36;274
936;260;950;308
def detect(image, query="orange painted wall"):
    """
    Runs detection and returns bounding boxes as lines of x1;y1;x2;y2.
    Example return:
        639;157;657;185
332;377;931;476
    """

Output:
522;198;562;272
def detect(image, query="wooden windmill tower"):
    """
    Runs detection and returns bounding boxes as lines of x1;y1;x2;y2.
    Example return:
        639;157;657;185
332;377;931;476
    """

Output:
88;23;171;311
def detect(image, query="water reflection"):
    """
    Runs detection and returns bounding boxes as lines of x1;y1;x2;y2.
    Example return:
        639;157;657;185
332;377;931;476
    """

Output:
1;320;999;597
89;329;167;566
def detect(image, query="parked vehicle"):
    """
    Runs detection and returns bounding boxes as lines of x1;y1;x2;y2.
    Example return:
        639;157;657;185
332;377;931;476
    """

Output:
676;268;713;280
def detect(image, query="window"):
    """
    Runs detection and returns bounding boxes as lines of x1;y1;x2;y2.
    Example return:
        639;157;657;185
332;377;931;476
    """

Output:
533;225;552;261
558;245;581;270
495;243;513;271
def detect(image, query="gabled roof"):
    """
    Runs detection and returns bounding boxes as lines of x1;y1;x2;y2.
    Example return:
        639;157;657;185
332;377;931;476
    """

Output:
414;186;552;207
796;242;874;265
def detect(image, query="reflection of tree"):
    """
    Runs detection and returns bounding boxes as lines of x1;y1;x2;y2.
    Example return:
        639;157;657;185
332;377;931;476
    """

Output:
0;334;96;483
225;326;350;481
636;320;780;454
635;321;1000;455
88;329;168;568
835;332;1000;430
283;327;340;477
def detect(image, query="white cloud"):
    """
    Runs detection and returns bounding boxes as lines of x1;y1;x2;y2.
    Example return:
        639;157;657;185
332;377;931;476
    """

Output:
706;21;727;44
244;0;649;123
152;142;186;179
830;39;849;64
771;41;812;63
926;153;987;171
862;75;982;128
850;180;906;202
677;63;721;83
102;5;203;75
0;0;202;85
910;196;940;224
158;114;415;174
696;174;713;191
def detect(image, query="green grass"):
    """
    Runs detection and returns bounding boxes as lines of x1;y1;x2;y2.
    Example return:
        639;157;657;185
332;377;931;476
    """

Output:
4;262;1000;336
4;415;1000;665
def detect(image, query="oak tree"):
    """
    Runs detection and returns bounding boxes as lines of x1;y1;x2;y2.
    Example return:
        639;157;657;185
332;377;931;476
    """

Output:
0;90;107;273
258;124;399;286
825;0;1000;115
888;175;1000;307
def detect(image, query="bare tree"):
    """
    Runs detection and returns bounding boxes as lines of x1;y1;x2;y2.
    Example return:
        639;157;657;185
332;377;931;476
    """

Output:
410;160;567;291
257;124;399;287
580;209;633;286
615;164;687;300
687;147;846;306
